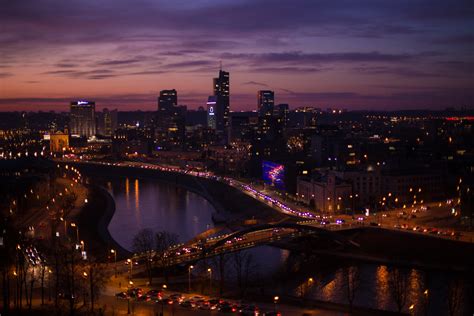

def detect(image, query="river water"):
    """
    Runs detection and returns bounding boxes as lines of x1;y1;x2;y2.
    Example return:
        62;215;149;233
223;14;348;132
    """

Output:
103;176;471;315
106;177;215;250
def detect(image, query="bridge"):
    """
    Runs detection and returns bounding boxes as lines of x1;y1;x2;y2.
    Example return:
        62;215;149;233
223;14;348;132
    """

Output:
128;223;358;268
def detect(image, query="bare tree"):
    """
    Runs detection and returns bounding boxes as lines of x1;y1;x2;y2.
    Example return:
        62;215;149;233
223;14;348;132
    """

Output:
210;253;230;296
388;267;409;314
343;265;360;313
446;278;464;316
155;231;178;282
40;263;46;305
233;250;256;299
132;229;155;284
85;261;110;313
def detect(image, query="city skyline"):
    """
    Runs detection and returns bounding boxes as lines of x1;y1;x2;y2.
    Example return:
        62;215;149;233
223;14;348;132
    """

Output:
1;0;473;111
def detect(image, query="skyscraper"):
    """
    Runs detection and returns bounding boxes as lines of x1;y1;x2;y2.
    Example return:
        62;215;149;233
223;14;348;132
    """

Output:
258;90;275;117
70;101;96;137
212;70;230;133
155;89;185;149
97;108;118;136
158;89;178;112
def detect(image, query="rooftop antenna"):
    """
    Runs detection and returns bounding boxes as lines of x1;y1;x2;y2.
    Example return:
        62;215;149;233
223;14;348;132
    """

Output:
219;60;222;71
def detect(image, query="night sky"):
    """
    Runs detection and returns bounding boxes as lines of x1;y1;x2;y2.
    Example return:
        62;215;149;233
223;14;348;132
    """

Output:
1;0;473;111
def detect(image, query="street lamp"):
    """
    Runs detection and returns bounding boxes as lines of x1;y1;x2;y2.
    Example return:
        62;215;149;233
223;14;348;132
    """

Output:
127;258;133;281
273;296;279;312
188;265;194;293
82;272;88;306
207;268;212;294
160;284;167;316
70;222;79;242
60;217;67;237
111;249;117;277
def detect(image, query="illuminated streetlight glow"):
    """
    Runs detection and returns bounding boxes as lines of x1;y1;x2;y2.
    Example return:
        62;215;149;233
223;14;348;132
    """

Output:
188;265;194;293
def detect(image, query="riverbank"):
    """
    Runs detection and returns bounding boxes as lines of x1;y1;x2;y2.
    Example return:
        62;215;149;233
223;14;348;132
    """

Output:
77;184;131;260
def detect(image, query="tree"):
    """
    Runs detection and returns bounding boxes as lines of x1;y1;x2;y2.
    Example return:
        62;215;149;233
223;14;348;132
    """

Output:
343;265;360;313
232;250;256;299
446;278;464;316
155;231;178;282
388;267;409;314
210;253;230;296
132;229;155;284
85;260;110;313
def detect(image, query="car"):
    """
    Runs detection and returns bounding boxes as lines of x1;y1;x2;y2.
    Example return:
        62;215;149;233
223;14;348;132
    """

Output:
198;301;211;310
126;288;142;298
180;300;193;308
241;306;260;315
115;292;128;299
158;298;174;305
335;219;345;224
263;312;281;316
169;293;184;303
369;222;380;227
146;289;162;298
219;302;234;312
137;295;151;302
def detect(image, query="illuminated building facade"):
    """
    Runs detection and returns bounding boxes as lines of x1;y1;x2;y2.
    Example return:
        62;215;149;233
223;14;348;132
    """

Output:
50;130;69;153
155;89;185;149
207;96;217;130
213;70;230;135
258;90;274;117
297;172;352;213
70;101;96;137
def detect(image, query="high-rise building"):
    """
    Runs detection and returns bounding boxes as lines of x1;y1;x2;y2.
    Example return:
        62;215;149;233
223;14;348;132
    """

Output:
207;96;217;130
70;101;96;137
212;70;230;133
158;89;178;112
104;108;118;136
275;104;289;127
257;90;275;137
97;108;118;136
155;89;186;149
251;91;286;162
258;90;274;117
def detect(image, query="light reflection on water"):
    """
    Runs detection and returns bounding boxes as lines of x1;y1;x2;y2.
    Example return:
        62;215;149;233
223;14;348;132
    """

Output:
107;177;215;251
375;265;390;310
287;261;469;314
